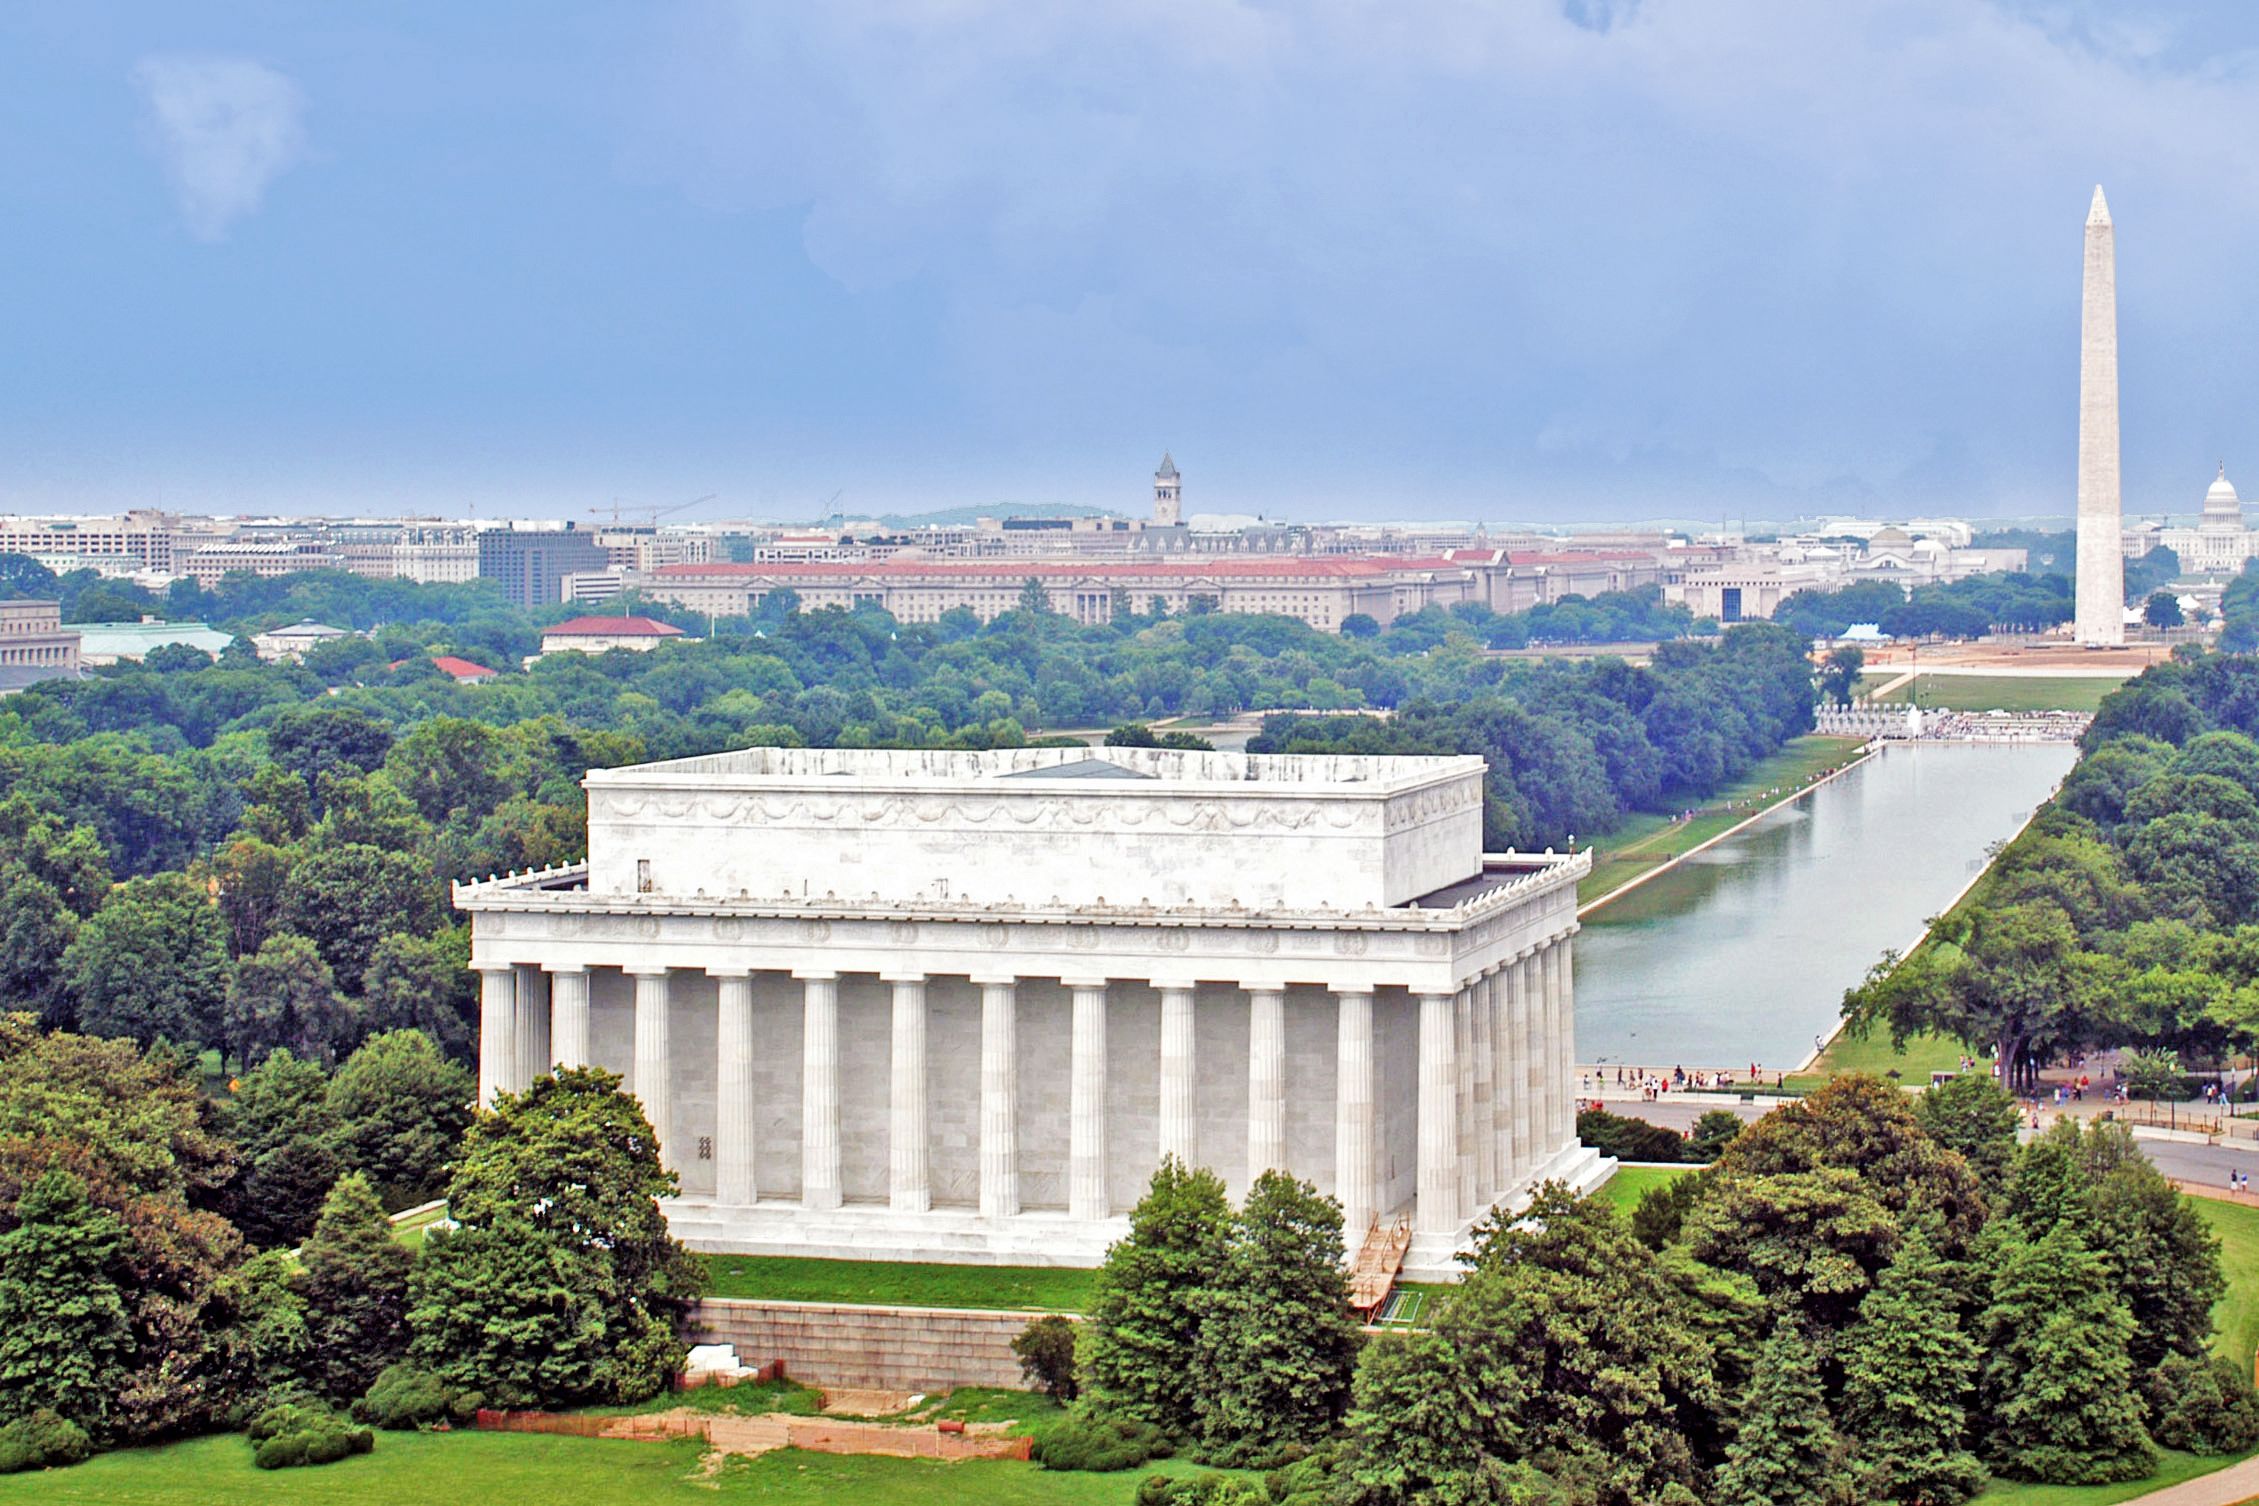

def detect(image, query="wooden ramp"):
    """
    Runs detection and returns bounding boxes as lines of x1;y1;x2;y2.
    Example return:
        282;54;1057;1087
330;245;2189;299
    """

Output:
1348;1215;1413;1320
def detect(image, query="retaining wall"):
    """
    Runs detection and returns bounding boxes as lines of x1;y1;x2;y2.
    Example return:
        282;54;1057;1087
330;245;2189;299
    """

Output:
688;1297;1060;1391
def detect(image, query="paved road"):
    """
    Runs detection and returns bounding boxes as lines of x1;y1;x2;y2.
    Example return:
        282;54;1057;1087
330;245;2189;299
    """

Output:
1593;1094;2259;1189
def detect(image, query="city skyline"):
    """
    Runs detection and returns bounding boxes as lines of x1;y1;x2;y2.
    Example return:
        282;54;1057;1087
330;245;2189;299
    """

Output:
4;3;2259;523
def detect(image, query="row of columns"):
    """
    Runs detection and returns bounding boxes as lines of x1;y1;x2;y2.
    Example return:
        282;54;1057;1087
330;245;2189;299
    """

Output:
474;933;1575;1233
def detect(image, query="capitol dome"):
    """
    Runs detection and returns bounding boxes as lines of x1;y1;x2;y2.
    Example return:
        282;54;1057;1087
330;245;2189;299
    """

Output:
2202;464;2243;532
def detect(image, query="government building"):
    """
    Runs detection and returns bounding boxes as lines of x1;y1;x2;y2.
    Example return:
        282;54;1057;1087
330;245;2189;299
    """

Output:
454;747;1605;1278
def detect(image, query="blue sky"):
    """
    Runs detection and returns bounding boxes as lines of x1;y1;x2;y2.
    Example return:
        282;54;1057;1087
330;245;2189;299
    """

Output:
3;1;2258;525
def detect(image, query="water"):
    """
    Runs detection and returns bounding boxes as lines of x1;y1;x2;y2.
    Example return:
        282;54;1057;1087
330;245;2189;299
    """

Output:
1574;742;2079;1070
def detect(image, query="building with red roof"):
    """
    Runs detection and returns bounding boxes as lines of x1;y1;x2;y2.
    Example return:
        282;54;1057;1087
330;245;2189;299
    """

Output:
537;615;692;658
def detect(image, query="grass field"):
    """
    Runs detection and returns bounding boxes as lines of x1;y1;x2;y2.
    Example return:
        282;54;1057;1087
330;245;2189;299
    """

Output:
1866;673;2126;714
1594;1162;1692;1214
700;1254;1098;1312
2200;1196;2259;1374
1579;735;1869;907
0;1432;1228;1506
1784;1026;1971;1093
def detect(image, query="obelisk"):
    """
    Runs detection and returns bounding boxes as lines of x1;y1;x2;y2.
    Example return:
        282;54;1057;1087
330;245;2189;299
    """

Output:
2075;184;2125;648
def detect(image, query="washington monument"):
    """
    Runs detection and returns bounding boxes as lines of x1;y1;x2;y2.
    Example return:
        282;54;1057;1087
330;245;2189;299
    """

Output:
2075;184;2125;648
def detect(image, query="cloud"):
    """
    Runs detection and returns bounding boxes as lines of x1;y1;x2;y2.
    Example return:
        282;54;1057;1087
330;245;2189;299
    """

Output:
134;54;308;241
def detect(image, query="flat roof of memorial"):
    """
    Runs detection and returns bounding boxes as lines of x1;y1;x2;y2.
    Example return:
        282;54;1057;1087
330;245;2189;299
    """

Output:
585;744;1483;795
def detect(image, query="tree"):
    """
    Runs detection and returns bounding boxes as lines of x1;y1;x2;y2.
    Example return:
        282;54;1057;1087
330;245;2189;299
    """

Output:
1714;1317;1854;1506
0;1166;132;1437
2145;591;2185;630
295;1174;413;1404
1977;1223;2156;1485
0;868;77;1027
1084;1157;1233;1436
1837;1225;1985;1505
1018;578;1053;617
224;1049;342;1250
1012;1315;1079;1400
62;873;230;1050
359;928;477;1061
408;1067;702;1408
1913;1072;2020;1189
1687;1109;1745;1163
280;843;438;984
326;1029;473;1210
1683;1168;1899;1339
1339;613;1380;640
1817;646;1865;709
1194;1170;1360;1463
224;932;356;1068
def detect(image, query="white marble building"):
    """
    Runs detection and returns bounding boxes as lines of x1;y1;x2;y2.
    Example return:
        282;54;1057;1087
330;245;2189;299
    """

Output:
454;747;1606;1278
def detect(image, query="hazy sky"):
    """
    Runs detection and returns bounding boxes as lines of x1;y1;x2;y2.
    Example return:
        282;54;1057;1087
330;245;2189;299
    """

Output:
4;1;2258;525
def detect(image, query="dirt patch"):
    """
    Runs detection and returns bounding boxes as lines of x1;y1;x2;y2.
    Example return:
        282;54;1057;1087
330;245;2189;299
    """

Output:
818;1388;919;1417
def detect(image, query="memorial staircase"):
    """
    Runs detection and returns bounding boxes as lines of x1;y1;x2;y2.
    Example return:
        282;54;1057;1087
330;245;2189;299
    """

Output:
1348;1214;1413;1320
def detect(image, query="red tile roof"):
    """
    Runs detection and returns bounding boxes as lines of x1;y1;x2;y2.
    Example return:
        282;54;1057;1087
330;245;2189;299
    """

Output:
430;655;497;680
543;616;686;637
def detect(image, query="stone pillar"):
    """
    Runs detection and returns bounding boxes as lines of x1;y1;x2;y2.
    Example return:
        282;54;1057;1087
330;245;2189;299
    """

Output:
549;965;591;1070
1068;978;1110;1222
1540;943;1564;1153
977;976;1019;1218
1519;951;1544;1171
1157;982;1198;1166
477;966;516;1110
715;970;756;1206
1335;988;1375;1242
1453;986;1476;1216
1556;932;1579;1145
798;971;841;1210
1488;967;1514;1196
513;963;550;1088
1470;972;1497;1205
887;973;930;1213
1247;986;1287;1183
630;968;671;1162
1417;991;1459;1234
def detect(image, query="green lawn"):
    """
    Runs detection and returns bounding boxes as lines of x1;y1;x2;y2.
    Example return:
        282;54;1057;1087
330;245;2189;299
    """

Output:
390;1203;448;1252
1594;1162;1693;1214
0;1431;1219;1506
700;1254;1098;1313
1973;1450;2233;1505
2200;1196;2259;1375
1579;735;1869;906
1785;1027;1970;1093
1867;674;2127;714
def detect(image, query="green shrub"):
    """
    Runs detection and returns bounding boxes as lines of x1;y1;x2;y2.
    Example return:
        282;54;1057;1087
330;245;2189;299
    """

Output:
353;1362;481;1429
1031;1410;1173;1471
1263;1440;1342;1501
1575;1108;1684;1163
1013;1315;1080;1400
1136;1475;1176;1506
0;1409;94;1473
2147;1354;2259;1455
245;1400;374;1470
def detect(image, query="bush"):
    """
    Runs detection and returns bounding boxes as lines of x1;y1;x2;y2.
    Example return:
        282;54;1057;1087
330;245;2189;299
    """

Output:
1013;1315;1080;1401
0;1409;94;1473
2147;1354;2259;1455
1133;1473;1267;1506
1686;1109;1745;1162
1032;1411;1173;1472
245;1400;374;1470
353;1362;481;1430
1575;1108;1684;1163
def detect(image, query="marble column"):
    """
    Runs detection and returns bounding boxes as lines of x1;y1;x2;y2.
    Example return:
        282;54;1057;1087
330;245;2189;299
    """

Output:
715;970;756;1206
977;976;1019;1218
1417;990;1459;1234
1556;933;1579;1145
1519;951;1544;1172
549;965;591;1070
1247;986;1287;1183
1068;978;1110;1222
1488;967;1514;1196
1470;972;1497;1205
630;968;671;1162
887;973;930;1212
513;963;550;1088
476;966;515;1110
1541;944;1564;1153
1453;986;1476;1216
1157;982;1198;1166
1335;988;1375;1242
798;971;841;1210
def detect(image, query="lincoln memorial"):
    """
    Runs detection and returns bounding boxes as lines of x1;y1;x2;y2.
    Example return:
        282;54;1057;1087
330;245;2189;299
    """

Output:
454;746;1605;1278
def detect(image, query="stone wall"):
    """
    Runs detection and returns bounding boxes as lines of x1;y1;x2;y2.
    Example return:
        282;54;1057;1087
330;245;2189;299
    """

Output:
688;1297;1058;1392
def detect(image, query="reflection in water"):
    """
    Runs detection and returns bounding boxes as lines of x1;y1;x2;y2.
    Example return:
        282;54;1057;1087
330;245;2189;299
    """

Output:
1575;742;2079;1069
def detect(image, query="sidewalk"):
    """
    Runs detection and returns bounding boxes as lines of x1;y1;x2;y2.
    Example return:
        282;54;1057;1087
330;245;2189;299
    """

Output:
2117;1453;2259;1506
